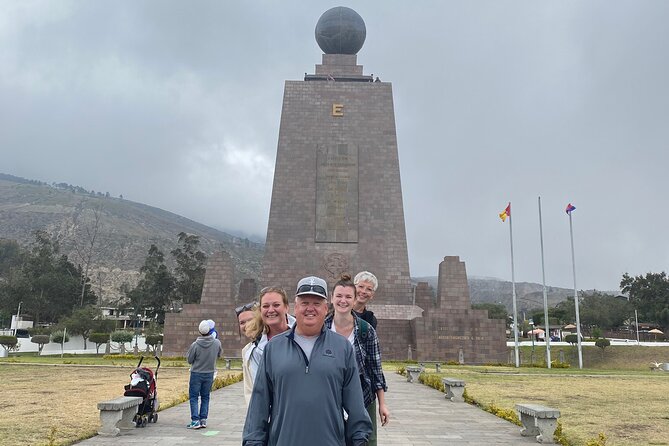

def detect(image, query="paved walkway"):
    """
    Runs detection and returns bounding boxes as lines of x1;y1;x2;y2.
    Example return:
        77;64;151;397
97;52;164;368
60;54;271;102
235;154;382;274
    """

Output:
77;371;537;445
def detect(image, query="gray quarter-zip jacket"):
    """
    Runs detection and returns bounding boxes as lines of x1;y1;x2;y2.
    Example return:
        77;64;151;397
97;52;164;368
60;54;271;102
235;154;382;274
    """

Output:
242;325;372;446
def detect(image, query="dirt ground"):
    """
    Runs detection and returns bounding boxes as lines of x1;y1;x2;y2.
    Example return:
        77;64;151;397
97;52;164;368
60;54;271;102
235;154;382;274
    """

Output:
0;364;207;446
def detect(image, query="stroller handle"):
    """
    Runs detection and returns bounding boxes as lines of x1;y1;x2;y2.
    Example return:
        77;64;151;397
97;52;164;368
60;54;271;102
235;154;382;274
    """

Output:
154;355;161;378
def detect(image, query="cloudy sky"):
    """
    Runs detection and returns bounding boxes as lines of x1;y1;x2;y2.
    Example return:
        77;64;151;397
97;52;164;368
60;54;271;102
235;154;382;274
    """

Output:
2;1;668;292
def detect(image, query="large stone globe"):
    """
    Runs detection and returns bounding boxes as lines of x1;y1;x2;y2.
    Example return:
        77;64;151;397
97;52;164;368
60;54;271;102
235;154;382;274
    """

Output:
315;6;366;55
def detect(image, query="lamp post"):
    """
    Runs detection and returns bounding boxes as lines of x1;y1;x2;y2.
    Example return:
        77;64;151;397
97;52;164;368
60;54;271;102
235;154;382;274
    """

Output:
529;320;535;364
13;301;23;336
134;314;141;353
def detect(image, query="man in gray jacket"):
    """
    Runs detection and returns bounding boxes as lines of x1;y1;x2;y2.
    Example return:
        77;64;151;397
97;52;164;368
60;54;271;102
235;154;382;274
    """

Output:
186;319;222;429
243;276;372;446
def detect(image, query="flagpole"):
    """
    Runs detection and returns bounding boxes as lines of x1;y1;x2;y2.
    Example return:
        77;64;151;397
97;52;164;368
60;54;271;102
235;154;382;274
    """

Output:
538;197;551;368
508;204;520;368
568;210;583;369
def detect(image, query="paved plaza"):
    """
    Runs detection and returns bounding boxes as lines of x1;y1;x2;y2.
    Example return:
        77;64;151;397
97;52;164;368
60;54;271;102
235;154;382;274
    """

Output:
78;370;538;445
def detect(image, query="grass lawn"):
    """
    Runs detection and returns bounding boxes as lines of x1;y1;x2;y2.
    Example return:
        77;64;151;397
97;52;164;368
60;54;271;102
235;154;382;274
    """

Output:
0;359;240;446
426;366;669;446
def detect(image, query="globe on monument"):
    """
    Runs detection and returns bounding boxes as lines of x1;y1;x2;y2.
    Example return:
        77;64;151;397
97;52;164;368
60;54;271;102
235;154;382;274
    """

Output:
315;6;366;55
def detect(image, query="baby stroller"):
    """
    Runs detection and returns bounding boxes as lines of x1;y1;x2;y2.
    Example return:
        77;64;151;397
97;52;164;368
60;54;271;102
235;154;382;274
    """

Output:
124;356;161;427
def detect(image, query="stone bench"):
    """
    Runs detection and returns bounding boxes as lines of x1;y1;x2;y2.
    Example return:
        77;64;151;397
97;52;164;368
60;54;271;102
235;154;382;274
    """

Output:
405;366;422;383
97;396;143;436
442;377;465;402
515;403;560;444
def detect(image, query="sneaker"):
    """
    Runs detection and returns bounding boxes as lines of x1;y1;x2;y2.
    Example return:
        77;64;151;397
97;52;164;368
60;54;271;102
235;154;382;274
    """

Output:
186;420;201;429
200;419;207;428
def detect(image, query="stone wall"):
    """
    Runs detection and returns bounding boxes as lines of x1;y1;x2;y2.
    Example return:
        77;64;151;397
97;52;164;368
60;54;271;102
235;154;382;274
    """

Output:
412;257;507;364
162;252;250;357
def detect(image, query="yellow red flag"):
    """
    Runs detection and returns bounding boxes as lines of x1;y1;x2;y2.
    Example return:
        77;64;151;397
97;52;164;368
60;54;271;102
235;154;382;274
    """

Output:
499;203;511;222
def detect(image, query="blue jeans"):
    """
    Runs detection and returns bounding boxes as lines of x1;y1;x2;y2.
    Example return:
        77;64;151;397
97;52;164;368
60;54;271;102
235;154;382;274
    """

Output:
189;371;214;421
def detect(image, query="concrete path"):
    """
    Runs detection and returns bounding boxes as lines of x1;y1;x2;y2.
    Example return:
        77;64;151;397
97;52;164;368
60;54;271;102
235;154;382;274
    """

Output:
77;371;538;445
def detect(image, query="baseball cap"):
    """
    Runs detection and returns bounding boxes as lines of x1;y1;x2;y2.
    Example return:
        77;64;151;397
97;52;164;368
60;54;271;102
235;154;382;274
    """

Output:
198;320;211;335
295;276;328;299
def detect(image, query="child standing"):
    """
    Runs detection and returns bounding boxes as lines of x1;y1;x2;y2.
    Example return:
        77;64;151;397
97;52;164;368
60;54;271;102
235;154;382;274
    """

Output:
186;320;222;429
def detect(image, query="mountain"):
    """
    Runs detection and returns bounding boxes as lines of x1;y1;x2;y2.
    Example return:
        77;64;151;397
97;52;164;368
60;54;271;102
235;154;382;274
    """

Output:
0;173;263;303
413;275;618;315
1;173;616;310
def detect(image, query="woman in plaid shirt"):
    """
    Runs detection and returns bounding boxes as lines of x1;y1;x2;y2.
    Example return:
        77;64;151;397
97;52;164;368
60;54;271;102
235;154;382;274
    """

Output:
325;274;389;446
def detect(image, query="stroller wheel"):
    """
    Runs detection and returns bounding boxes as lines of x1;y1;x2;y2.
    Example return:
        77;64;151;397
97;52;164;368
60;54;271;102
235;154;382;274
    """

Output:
153;413;158;423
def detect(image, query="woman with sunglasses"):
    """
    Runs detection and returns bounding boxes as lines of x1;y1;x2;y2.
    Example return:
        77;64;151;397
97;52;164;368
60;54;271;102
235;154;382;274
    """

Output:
325;274;389;446
242;287;295;404
236;302;257;404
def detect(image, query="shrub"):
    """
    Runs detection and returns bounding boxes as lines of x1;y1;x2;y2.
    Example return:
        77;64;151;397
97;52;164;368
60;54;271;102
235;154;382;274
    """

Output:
50;330;70;355
145;334;163;351
591;327;602;339
595;338;610;350
31;335;50;354
102;354;140;360
89;332;110;354
585;433;607;446
0;335;18;351
550;359;571;368
418;373;445;392
554;421;568;445
159;373;243;411
564;334;578;345
213;372;243;391
50;330;70;344
28;326;52;336
111;330;134;354
595;338;611;358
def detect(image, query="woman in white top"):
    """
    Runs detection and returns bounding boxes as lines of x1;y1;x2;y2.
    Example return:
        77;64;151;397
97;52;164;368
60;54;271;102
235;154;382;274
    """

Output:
242;287;295;404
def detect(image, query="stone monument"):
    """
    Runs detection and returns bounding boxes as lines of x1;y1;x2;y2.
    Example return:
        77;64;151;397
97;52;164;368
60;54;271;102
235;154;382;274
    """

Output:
163;7;507;363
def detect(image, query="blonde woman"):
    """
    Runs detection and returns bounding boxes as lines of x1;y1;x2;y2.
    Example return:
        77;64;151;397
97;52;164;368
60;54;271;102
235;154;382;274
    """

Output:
242;287;295;404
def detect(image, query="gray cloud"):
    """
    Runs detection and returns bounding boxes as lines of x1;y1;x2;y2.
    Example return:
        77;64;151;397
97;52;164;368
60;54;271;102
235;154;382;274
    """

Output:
2;1;668;291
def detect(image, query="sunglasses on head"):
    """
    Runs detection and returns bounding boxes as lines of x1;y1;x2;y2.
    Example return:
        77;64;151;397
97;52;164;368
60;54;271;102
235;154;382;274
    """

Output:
235;302;256;316
297;284;327;296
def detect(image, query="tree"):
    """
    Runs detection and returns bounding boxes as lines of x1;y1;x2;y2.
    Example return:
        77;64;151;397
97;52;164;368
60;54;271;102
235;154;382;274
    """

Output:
50;329;70;356
0;335;18;352
591;326;603;339
171;232;207;304
0;239;23;278
579;291;633;331
89;332;110;354
565;334;578;345
111;330;134;354
595;338;610;359
60;306;103;350
145;334;163;352
122;245;175;325
8;231;97;324
70;204;109;306
472;303;508;320
31;335;50;355
621;272;669;331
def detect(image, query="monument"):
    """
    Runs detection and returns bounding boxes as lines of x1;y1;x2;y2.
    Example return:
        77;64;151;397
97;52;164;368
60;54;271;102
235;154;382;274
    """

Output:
163;7;507;363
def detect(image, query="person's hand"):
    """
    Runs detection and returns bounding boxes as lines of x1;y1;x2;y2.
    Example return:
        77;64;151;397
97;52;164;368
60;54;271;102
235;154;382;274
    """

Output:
378;403;390;426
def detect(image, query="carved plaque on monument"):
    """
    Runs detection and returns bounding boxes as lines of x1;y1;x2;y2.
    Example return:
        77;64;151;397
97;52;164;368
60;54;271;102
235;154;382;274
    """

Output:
316;143;359;242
